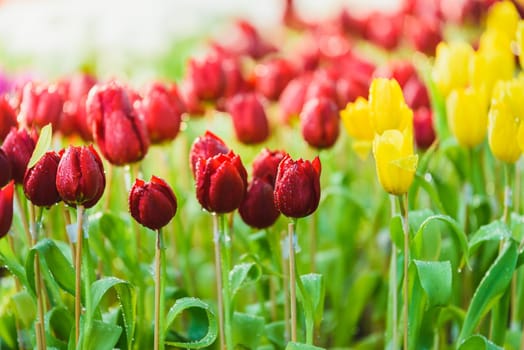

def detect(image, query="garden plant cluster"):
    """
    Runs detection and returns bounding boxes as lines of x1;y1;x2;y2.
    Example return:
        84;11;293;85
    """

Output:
1;0;524;349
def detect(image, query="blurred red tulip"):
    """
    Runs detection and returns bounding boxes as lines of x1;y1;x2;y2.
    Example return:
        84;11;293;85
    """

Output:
18;82;64;130
0;96;17;141
61;74;97;141
129;176;177;230
227;93;269;144
0;149;11;188
1;128;37;184
300;97;340;149
279;74;312;124
239;178;280;229
23;151;61;207
189;131;229;178
405;16;442;56
222;20;277;59
251;148;286;186
403;76;431;110
253;58;296;101
364;12;403;50
413;107;436;149
185;55;225;102
373;60;416;87
0;181;14;238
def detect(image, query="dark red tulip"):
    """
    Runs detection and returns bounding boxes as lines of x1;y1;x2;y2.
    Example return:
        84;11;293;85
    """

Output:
189;131;229;178
0;149;11;188
0;96;17;141
239;178;280;229
0;181;14;238
179;80;206;115
18;82;64;130
403;77;430;110
221;20;277;60
304;72;338;103
300;97;340;149
129;176;177;230
1;128;37;183
195;150;247;214
274;155;321;218
341;8;369;36
23;151;61;207
405;16;442;56
279;74;312;124
413;107;436;149
61;74;97;141
253;58;296;101
139;83;184;144
251;148;286;186
364;12;402;50
373;61;416;88
56;145;105;209
227;93;269;145
86;82;150;165
186;55;225;102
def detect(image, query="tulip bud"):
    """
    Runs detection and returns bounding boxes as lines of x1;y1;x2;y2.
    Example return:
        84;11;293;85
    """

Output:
340;97;374;159
274;155;321;218
222;20;277;59
0;181;14;238
446;87;488;148
23;151;61;207
413;107;436;149
373;61;416;88
139;83;184;144
18;82;64;130
129;176;177;230
227;93;269;144
61;74;97;141
404;16;442;56
279;74;312;124
189;131;229;178
253;58;296;101
0;149;11;188
86;82;150;165
364;13;402;50
195;150;248;214
372;129;418;195
56;145;105;208
1;128;37;183
485;1;519;39
251;148;286;186
369;78;413;134
432;42;474;97
300;97;340;149
186;55;225;102
403;77;430;110
239;178;280;229
488;99;522;163
179;79;206;116
0;96;17;141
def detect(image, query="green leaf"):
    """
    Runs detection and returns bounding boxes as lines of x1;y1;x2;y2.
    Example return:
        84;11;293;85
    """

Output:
265;321;286;348
89;277;136;350
45;306;73;348
458;240;518;344
229;262;262;299
468;221;510;255
25;238;75;296
81;319;122;350
11;290;36;328
299;273;325;324
285;342;325;350
414;260;452;307
165;297;217;349
458;334;504;350
28;123;52;169
232;312;265;349
0;238;29;291
390;215;404;249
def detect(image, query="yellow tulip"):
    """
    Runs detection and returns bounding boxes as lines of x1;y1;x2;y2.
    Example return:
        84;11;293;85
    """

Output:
492;79;524;120
446;87;488;148
488;99;521;163
372;129;418;195
369;78;413;134
486;1;519;40
340;97;374;159
432;42;474;97
516;21;524;70
469;50;514;101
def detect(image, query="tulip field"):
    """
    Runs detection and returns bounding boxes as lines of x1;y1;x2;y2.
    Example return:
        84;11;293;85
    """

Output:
3;0;524;349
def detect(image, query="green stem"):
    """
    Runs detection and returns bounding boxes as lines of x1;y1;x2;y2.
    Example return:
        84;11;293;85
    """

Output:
398;194;409;350
212;214;225;350
219;214;234;350
30;205;46;350
282;230;291;342
288;222;298;343
154;229;166;350
74;206;84;347
388;195;399;350
309;212;317;273
81;209;94;350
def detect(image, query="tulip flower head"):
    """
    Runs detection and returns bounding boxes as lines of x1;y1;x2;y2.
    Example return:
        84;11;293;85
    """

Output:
61;74;97;141
369;78;413;135
251;148;286;186
413;107;436;149
0;96;17;141
18;82;64;131
300;97;340;149
372;129;418;195
56;145;105;209
227;93;270;145
0;149;11;188
195;150;248;214
189;131;229;178
129;176;177;230
1;128;37;183
239;177;280;229
340;97;374;159
432;42;474;97
86;82;150;166
23;151;61;207
273;155;321;218
253;58;296;101
485;0;519;40
446;87;488;148
0;181;14;238
516;21;524;70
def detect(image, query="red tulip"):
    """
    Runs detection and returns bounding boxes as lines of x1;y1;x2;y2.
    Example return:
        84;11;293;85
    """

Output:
279;74;312;124
139;82;184;144
179;79;206;115
304;71;338;103
253;58;296;101
300;97;340;149
274;155;321;218
0;96;17;141
86;82;150;165
0;181;14;238
56;145;105;209
189;131;229;178
373;61;416;88
239;178;280;229
405;16;442;56
403;77;430;110
413;107;436;149
23;151;61;207
61;74;97;141
129;176;177;230
364;12;403;50
186;55;225;102
227;93;269;144
1;128;37;184
221;20;277;60
195;150;247;214
252;148;286;186
0;149;11;188
18;82;64;130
